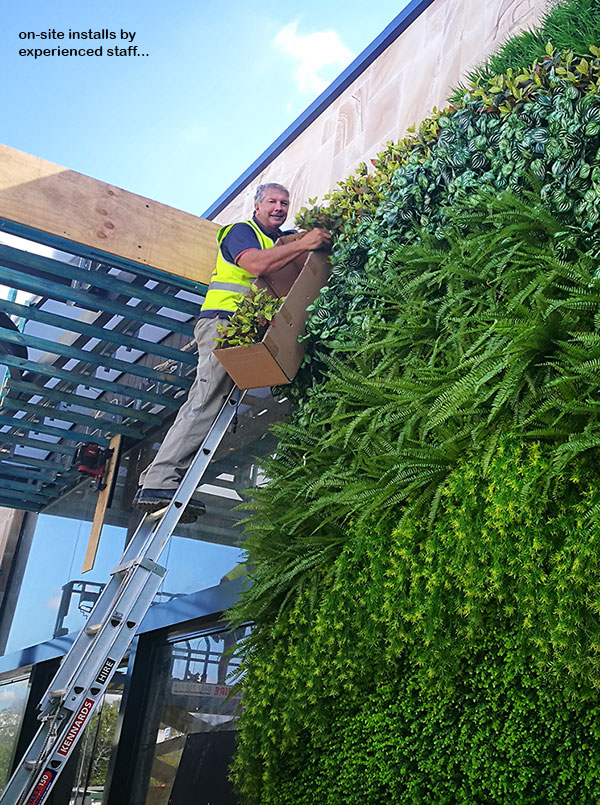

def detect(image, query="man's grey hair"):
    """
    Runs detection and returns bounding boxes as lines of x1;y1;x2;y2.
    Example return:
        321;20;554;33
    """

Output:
254;183;289;205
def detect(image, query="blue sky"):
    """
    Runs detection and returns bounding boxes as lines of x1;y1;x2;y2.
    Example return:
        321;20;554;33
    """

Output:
1;0;409;217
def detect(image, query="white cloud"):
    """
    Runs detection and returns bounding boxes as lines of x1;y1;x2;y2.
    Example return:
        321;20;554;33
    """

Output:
274;21;354;95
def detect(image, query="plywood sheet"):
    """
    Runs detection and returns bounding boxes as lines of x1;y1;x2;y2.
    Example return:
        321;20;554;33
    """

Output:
0;144;219;285
82;434;122;573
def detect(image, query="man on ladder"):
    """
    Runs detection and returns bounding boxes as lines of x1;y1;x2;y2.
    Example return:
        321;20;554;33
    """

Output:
134;182;331;521
0;183;331;805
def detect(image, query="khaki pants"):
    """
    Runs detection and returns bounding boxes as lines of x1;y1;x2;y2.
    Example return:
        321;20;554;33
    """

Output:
139;317;234;490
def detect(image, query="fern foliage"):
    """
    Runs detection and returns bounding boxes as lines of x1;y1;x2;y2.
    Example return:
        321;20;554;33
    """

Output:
230;1;600;802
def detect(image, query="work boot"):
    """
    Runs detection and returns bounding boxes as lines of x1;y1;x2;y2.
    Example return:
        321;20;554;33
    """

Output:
133;488;206;524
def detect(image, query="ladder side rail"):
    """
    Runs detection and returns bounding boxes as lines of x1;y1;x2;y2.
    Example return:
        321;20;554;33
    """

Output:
39;387;246;712
1;555;170;805
43;556;168;717
0;387;245;804
37;521;157;714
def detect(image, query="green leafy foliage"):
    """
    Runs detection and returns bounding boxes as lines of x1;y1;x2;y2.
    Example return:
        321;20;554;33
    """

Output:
232;443;600;803
296;28;600;357
214;286;283;348
230;1;600;801
462;0;600;93
234;191;600;625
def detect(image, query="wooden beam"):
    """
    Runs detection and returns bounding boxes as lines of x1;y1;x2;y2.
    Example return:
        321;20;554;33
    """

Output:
82;434;122;573
0;144;219;285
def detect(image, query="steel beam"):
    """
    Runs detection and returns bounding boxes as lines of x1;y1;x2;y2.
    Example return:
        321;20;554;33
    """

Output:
0;298;196;366
0;432;75;456
0;479;55;497
0;243;203;316
0;400;142;439
0;328;192;388
0;497;40;513
0;465;71;485
0;264;194;336
0;354;182;408
0;455;69;472
0;413;111;445
0;218;209;296
6;380;164;425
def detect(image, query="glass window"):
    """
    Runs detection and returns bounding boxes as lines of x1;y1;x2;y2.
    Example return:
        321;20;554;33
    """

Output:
4;514;126;654
0;671;31;791
131;626;249;805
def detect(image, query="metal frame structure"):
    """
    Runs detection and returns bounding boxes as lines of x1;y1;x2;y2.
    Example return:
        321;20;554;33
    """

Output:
0;220;209;513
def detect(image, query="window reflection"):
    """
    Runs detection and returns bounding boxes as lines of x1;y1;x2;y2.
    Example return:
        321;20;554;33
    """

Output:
132;627;249;805
4;514;125;654
4;513;244;655
0;673;30;792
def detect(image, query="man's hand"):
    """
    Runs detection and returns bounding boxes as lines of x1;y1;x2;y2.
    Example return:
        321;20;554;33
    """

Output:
238;227;333;276
299;227;332;250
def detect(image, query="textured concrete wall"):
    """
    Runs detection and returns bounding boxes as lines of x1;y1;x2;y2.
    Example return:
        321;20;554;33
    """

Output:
215;0;550;225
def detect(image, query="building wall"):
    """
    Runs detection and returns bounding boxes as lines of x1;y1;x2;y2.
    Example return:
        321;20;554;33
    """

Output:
214;0;550;225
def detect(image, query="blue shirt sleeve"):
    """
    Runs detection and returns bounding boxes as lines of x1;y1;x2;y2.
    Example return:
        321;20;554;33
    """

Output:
220;222;261;264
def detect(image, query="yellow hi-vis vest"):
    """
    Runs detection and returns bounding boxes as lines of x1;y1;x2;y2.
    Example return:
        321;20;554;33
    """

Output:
200;218;276;314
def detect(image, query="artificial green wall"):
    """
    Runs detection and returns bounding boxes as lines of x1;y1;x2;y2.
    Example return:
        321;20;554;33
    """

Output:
231;2;600;802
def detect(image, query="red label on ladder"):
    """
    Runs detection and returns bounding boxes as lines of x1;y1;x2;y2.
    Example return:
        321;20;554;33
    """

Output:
57;698;95;757
26;768;56;805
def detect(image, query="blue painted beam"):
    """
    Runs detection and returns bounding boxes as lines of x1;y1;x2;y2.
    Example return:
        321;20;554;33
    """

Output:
0;431;75;456
0;412;112;445
0;298;196;367
0;465;71;484
0;264;194;336
0;496;40;513
7;380;164;425
0;218;210;297
0;412;109;447
0;354;182;408
0;243;203;316
0;328;192;388
0;400;141;440
0;478;55;497
0;455;69;472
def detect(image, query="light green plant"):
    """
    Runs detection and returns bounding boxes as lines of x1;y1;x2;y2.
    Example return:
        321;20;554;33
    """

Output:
214;286;283;349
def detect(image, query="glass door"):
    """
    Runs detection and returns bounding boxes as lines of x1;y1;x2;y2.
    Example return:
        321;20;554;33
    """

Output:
131;626;249;805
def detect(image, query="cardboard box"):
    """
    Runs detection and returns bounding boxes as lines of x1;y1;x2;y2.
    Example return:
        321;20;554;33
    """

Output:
213;246;330;390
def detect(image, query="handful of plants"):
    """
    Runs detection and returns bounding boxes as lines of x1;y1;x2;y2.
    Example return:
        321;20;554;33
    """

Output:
214;286;284;349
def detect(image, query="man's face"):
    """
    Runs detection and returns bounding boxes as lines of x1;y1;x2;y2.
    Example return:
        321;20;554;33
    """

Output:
254;188;289;232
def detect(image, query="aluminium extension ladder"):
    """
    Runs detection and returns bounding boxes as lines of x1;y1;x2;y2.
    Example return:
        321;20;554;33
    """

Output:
0;386;246;805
